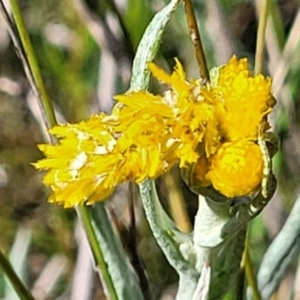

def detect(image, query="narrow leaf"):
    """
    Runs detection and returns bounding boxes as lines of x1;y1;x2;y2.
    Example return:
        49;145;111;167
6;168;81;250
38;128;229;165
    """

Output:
129;0;181;91
257;195;300;299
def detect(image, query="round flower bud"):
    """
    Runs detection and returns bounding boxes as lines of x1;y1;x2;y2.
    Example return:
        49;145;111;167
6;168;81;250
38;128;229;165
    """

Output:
207;140;263;197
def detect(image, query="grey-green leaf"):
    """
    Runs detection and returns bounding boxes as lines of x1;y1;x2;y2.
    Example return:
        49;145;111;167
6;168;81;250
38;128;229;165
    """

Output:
257;195;300;300
129;0;181;91
90;203;144;300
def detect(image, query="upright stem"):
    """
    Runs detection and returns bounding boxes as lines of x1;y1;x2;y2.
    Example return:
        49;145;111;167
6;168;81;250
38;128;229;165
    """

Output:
139;180;196;275
252;1;269;297
76;205;118;300
241;230;262;300
9;0;57;128
255;0;269;75
183;0;210;81
164;172;192;233
0;249;35;300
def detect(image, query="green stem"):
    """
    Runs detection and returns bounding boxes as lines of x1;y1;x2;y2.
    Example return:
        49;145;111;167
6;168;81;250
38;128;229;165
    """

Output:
183;0;209;81
0;249;35;300
9;0;57;128
242;230;262;300
139;180;196;275
76;205;118;300
255;0;269;75
164;172;192;233
235;268;245;300
139;180;198;299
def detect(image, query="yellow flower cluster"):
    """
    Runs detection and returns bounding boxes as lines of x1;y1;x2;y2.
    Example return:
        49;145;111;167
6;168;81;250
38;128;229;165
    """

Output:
202;57;276;197
34;56;275;207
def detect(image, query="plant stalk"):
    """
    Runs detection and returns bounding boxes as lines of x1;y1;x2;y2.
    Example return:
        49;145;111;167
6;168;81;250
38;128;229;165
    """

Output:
255;0;270;75
182;0;210;81
9;0;57;128
0;249;35;300
242;230;262;300
76;205;118;300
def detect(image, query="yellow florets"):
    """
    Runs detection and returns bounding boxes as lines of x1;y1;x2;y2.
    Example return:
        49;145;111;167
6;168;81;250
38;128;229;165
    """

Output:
213;56;275;141
206;141;264;198
34;56;275;207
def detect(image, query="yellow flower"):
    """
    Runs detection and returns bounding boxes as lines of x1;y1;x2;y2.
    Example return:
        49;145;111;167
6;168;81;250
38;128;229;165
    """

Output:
213;56;275;141
206;140;264;198
148;60;220;165
34;56;276;207
35;59;220;207
34;116;123;207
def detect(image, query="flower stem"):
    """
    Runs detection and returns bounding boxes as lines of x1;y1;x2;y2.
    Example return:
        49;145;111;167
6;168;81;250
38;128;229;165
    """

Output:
164;172;192;233
9;0;57;128
255;0;270;75
76;205;118;300
0;249;35;300
242;230;262;300
182;0;210;81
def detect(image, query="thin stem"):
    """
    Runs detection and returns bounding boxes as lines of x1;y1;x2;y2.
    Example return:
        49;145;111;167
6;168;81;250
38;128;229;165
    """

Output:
242;231;262;300
235;267;246;300
128;183;152;300
164;172;192;233
9;0;57;128
182;0;210;81
0;249;35;300
76;205;118;300
255;0;269;75
0;2;35;97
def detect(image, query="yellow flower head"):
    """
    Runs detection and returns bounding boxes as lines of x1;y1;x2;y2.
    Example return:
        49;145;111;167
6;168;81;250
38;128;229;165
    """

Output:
206;140;264;198
213;56;275;141
34;56;276;207
34;115;123;207
148;60;220;165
